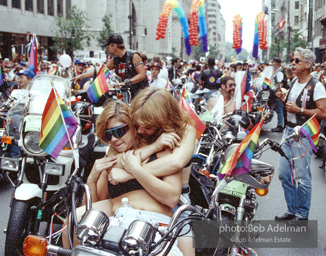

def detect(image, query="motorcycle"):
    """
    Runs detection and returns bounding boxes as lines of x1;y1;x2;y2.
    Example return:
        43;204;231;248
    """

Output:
2;74;84;256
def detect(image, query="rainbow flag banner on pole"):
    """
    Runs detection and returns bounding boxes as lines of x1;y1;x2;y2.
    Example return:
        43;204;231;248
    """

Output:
300;116;320;152
39;88;78;159
179;97;206;141
47;66;58;75
218;118;264;177
86;67;111;103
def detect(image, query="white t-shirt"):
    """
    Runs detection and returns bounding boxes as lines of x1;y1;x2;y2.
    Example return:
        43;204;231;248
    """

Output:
149;77;167;89
287;79;326;122
158;68;169;81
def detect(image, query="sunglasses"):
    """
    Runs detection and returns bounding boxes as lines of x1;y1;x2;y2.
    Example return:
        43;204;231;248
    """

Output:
228;83;236;87
291;58;305;64
105;123;129;141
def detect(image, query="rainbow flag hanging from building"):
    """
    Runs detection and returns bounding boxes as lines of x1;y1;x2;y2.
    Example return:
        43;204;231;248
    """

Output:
218;118;264;177
86;67;111;103
47;66;58;75
39;88;78;159
300;116;320;153
179;97;206;141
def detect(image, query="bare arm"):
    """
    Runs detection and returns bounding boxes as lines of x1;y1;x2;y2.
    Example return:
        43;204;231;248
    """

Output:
129;53;146;84
73;60;114;83
285;98;326;119
140;125;196;177
121;150;182;208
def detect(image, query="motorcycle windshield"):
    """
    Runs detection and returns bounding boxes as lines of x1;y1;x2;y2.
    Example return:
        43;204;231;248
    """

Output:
27;75;71;114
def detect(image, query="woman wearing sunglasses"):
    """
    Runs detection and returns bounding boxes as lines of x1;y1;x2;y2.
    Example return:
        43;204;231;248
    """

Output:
63;99;194;255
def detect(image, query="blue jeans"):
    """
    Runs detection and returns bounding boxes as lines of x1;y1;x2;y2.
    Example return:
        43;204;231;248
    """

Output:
278;126;313;218
274;99;284;127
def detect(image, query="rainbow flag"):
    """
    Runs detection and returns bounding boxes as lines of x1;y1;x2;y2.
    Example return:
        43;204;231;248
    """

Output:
165;80;174;92
47;66;58;75
262;77;271;90
27;34;39;75
39;88;78;159
84;66;93;73
300;116;320;152
86;67;111;103
0;66;4;86
179;97;206;141
181;87;191;105
218;118;264;177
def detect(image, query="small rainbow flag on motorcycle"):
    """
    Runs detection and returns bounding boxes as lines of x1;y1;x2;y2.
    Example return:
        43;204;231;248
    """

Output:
262;77;271;90
179;97;206;141
39;88;78;159
165;80;174;92
181;88;191;105
47;66;58;75
87;66;111;103
218;118;264;177
300;116;320;153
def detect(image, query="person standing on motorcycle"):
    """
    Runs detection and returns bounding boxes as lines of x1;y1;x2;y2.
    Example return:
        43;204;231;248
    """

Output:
271;58;288;132
73;34;148;99
275;47;326;221
198;57;223;97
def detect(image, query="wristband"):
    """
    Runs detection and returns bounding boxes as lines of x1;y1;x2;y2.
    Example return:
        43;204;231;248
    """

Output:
124;78;132;87
300;107;304;114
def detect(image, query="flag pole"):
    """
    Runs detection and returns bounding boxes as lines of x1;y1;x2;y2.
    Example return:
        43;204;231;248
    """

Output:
50;80;75;150
299;113;317;129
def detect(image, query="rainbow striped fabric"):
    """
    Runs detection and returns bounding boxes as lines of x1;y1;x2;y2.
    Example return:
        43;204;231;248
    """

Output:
181;88;191;105
262;77;271;90
300;116;320;153
218;118;264;177
87;66;111;103
47;66;58;75
165;80;174;92
179;97;206;141
39;88;78;159
0;66;4;86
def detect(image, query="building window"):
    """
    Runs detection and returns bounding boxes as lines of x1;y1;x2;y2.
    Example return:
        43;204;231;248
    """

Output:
48;0;54;15
57;0;63;16
66;0;71;14
0;0;7;6
295;1;299;9
25;0;33;11
12;0;20;8
295;16;299;26
37;0;44;13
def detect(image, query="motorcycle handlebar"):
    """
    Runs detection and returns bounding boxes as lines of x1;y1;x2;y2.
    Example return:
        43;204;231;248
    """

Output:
259;138;289;161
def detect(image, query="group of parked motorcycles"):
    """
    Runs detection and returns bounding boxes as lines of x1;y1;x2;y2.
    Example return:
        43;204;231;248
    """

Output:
0;70;324;256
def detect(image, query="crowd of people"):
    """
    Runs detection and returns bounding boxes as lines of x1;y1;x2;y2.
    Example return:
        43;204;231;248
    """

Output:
1;33;326;254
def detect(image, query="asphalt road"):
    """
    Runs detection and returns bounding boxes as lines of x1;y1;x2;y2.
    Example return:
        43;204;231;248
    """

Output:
0;116;325;255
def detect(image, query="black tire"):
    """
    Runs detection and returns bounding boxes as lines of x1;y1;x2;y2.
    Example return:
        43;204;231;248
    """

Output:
5;200;34;256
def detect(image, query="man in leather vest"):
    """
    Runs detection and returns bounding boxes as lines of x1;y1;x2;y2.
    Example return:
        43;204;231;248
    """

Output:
73;34;148;99
275;48;326;221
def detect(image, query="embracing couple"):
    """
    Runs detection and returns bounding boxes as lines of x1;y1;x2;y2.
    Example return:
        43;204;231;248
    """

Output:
63;87;197;256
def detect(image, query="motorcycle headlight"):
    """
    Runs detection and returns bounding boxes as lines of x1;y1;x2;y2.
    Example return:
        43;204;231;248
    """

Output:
23;131;44;154
44;162;65;176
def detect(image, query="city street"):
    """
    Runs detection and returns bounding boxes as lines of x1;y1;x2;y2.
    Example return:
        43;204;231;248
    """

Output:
0;118;325;255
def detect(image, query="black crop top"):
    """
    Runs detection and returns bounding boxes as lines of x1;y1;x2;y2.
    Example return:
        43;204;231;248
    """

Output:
108;153;158;199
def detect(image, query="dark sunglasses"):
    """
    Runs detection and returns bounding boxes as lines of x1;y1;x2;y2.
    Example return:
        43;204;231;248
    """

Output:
228;83;236;87
105;123;129;141
291;58;305;64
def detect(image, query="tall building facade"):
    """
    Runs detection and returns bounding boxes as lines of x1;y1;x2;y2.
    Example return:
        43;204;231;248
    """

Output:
0;0;226;62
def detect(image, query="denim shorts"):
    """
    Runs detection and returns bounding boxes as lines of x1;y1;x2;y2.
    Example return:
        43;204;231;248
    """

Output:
172;185;193;237
110;206;182;256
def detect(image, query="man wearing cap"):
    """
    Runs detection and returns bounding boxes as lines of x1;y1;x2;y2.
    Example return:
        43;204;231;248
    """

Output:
73;58;91;90
73;34;148;99
16;69;35;90
148;61;167;89
270;58;288;132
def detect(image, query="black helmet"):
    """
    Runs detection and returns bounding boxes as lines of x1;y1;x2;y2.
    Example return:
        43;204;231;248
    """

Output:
227;110;253;131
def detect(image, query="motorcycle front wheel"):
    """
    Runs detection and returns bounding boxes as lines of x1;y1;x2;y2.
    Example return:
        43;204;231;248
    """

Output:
5;200;35;256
